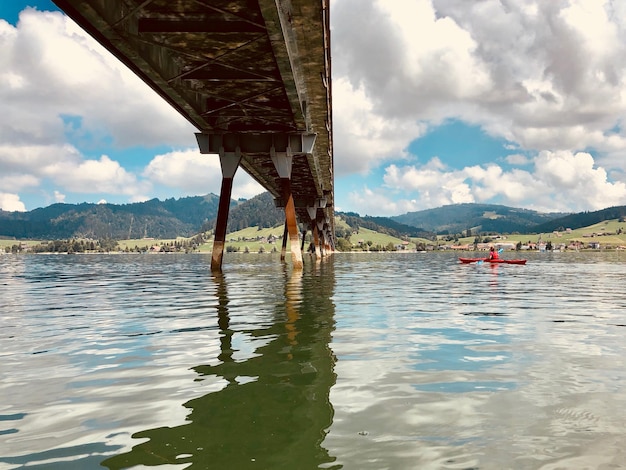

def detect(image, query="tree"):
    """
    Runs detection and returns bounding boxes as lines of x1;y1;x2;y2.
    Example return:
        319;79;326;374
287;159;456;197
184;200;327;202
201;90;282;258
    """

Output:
336;238;352;251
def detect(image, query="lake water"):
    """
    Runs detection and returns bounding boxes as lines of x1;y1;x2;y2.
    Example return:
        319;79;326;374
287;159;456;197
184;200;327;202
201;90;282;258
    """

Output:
2;251;626;469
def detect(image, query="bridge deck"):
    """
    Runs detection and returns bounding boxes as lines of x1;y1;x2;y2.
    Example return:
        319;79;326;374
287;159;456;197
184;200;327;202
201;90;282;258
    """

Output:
52;0;333;232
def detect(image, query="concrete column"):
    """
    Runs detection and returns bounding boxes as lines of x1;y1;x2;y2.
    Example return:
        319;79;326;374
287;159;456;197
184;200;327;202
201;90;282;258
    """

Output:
323;218;332;254
271;147;303;269
280;178;303;269
316;220;325;257
313;223;321;258
281;220;288;261
211;148;241;272
306;206;318;258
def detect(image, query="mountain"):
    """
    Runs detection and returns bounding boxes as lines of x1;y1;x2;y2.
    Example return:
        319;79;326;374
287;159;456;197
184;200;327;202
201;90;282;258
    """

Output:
2;195;624;241
532;205;626;233
0;192;287;240
337;212;432;238
219;192;284;232
391;203;567;235
0;195;225;239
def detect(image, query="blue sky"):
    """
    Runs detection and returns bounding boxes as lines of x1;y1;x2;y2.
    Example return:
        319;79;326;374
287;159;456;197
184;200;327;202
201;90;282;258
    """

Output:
2;1;626;216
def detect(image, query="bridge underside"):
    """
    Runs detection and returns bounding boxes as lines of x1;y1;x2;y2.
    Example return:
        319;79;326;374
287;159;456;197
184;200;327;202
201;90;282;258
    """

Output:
52;0;334;269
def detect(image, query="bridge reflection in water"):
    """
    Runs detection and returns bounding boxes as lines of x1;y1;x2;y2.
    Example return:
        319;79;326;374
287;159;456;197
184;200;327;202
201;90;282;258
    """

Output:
102;261;338;469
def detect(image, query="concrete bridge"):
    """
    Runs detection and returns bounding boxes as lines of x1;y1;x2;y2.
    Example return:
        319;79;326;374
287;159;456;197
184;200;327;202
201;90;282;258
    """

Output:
52;0;334;270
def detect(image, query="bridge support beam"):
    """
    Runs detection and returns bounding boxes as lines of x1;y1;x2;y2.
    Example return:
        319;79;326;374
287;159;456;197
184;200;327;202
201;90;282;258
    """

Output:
211;148;241;272
280;220;288;261
272;148;303;269
307;205;322;259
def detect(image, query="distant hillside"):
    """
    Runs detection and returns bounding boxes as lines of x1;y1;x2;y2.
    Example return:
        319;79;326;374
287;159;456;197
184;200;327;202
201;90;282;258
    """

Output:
532;205;626;233
219;192;284;232
0;195;225;239
392;203;566;234
0;192;286;240
337;212;432;238
3;195;623;241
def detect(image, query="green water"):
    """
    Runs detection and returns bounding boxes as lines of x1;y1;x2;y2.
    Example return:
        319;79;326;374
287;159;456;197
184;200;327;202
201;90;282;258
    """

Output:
2;252;626;469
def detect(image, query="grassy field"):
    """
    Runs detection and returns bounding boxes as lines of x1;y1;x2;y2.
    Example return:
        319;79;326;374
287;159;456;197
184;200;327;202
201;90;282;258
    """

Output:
453;219;626;249
4;219;626;254
0;239;41;249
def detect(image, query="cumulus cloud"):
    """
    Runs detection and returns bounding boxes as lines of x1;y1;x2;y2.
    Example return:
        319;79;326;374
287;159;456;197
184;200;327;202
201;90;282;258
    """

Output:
5;2;626;215
143;149;264;200
0;9;194;149
0;193;26;212
326;0;626;218
0;142;150;202
0;9;201;209
364;150;626;215
332;0;626;185
48;155;148;195
53;190;65;203
0;172;39;192
333;77;428;176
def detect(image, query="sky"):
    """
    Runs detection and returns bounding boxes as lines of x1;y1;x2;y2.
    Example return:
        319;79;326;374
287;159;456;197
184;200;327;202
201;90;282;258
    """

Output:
2;1;626;216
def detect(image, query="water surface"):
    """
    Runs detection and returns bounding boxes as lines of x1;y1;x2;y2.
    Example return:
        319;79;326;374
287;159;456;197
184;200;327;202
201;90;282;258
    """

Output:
1;251;626;469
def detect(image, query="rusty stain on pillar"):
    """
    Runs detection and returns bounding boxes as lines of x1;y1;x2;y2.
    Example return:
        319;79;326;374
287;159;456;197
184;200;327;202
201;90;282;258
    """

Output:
281;178;303;269
272;147;303;269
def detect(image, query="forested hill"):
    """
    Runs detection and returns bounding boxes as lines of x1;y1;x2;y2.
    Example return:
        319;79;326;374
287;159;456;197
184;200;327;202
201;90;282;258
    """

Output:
337;212;432;238
0;192;288;240
0;191;427;240
219;191;284;232
0;195;225;239
2;194;624;240
391;203;567;234
532;205;626;233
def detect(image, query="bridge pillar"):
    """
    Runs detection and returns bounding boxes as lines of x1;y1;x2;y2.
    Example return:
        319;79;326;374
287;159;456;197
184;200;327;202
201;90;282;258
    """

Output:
280;220;288;261
211;148;241;272
324;218;335;253
316;220;326;257
271;148;303;269
306;206;321;259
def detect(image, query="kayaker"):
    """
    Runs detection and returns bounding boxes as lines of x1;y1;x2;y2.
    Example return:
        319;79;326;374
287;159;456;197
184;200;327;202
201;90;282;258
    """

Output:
487;246;499;260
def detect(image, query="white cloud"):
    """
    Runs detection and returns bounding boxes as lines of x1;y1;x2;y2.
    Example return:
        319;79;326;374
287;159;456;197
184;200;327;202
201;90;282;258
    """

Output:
333;77;428;176
504;154;531;166
48;155;148;195
0;8;202;209
5;2;626;215
0;173;39;192
332;0;626;176
0;193;26;212
0;9;195;149
53;190;65;203
351;150;626;216
143;149;264;200
534;150;626;210
0;142;150;203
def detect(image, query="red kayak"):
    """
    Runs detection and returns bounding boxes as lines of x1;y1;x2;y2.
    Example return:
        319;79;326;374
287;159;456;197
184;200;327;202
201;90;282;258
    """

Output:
459;257;527;265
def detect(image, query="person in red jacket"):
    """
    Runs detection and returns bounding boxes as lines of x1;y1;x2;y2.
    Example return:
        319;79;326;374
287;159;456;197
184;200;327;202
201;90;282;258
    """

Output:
487;246;499;260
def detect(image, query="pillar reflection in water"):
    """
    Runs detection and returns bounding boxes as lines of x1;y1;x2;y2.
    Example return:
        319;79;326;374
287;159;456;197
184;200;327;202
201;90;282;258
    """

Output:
102;260;338;469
